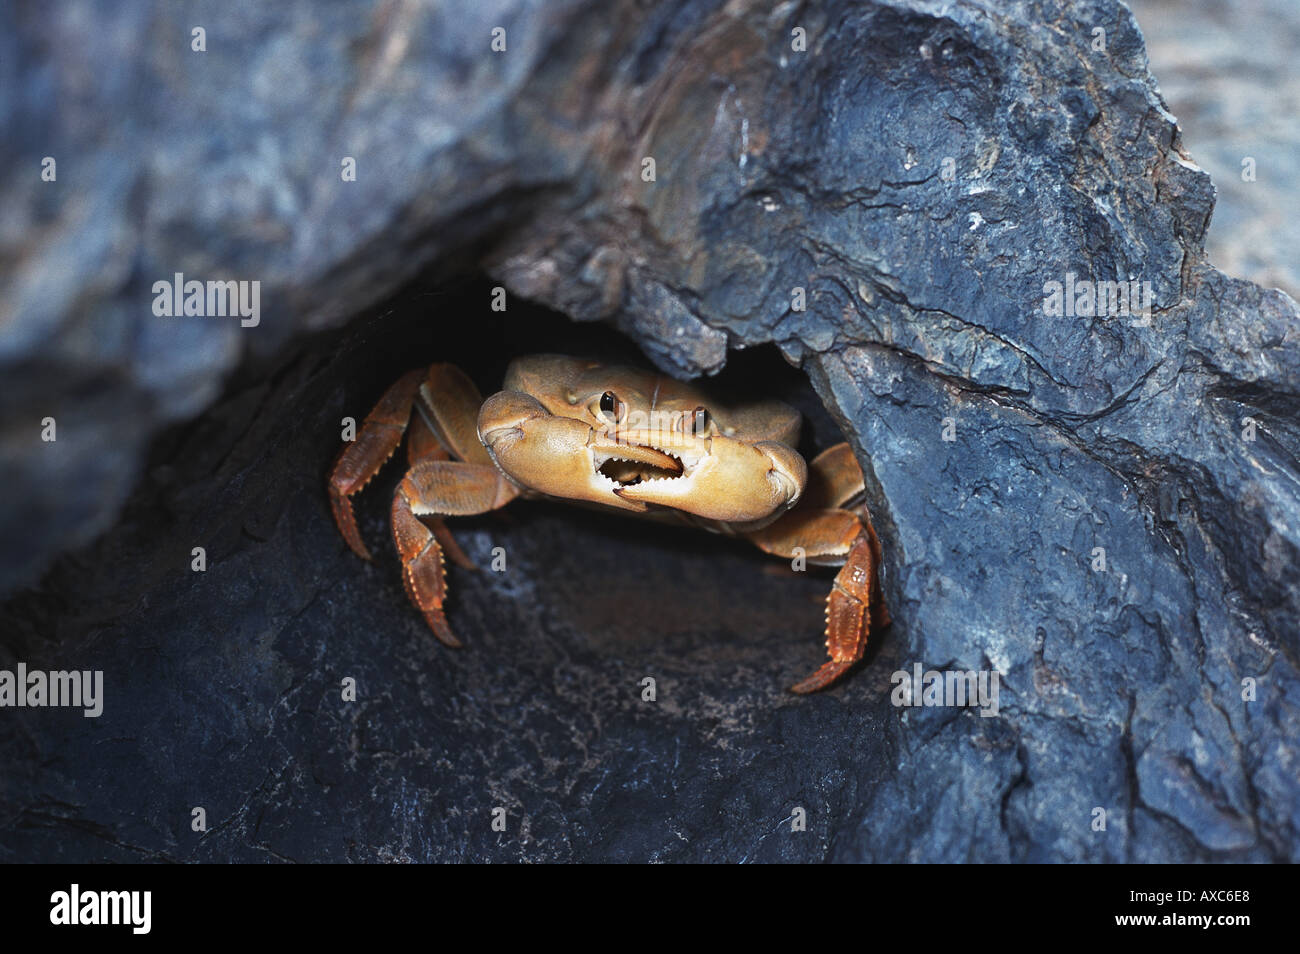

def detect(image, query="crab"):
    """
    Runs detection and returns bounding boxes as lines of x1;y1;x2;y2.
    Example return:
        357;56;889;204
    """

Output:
328;354;889;693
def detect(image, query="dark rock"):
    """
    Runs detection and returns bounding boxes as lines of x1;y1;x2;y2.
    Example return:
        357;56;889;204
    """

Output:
1;0;1297;861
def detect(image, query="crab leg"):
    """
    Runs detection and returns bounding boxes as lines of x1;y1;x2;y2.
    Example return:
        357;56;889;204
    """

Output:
417;363;497;467
745;509;887;692
743;442;890;692
405;425;479;571
392;459;519;647
329;369;425;560
330;364;491;567
800;443;870;510
746;507;861;565
795;529;886;692
406;408;448;466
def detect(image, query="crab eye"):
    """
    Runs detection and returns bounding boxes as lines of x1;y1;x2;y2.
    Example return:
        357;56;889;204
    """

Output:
599;390;625;422
692;406;710;435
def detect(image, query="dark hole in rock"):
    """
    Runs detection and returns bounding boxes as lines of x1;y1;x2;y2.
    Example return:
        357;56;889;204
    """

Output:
0;275;894;863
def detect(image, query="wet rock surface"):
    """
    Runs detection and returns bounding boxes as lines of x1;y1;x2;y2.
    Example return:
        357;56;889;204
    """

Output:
2;0;1298;861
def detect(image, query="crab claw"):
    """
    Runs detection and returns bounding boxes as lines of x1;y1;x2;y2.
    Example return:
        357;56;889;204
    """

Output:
479;391;806;523
478;391;655;512
614;436;806;523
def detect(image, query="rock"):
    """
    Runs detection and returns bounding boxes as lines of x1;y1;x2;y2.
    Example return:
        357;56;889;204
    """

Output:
1;0;1297;861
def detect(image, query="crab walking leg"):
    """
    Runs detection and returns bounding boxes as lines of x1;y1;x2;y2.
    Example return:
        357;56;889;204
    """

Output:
331;363;491;565
329;369;425;560
410;364;501;567
417;363;496;467
800;442;870;510
745;504;890;692
790;531;881;694
391;459;519;647
745;507;861;564
406;407;448;466
809;443;892;629
855;511;891;631
405;407;478;571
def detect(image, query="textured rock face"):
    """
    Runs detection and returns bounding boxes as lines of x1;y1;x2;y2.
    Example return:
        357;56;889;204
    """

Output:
2;0;1298;861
